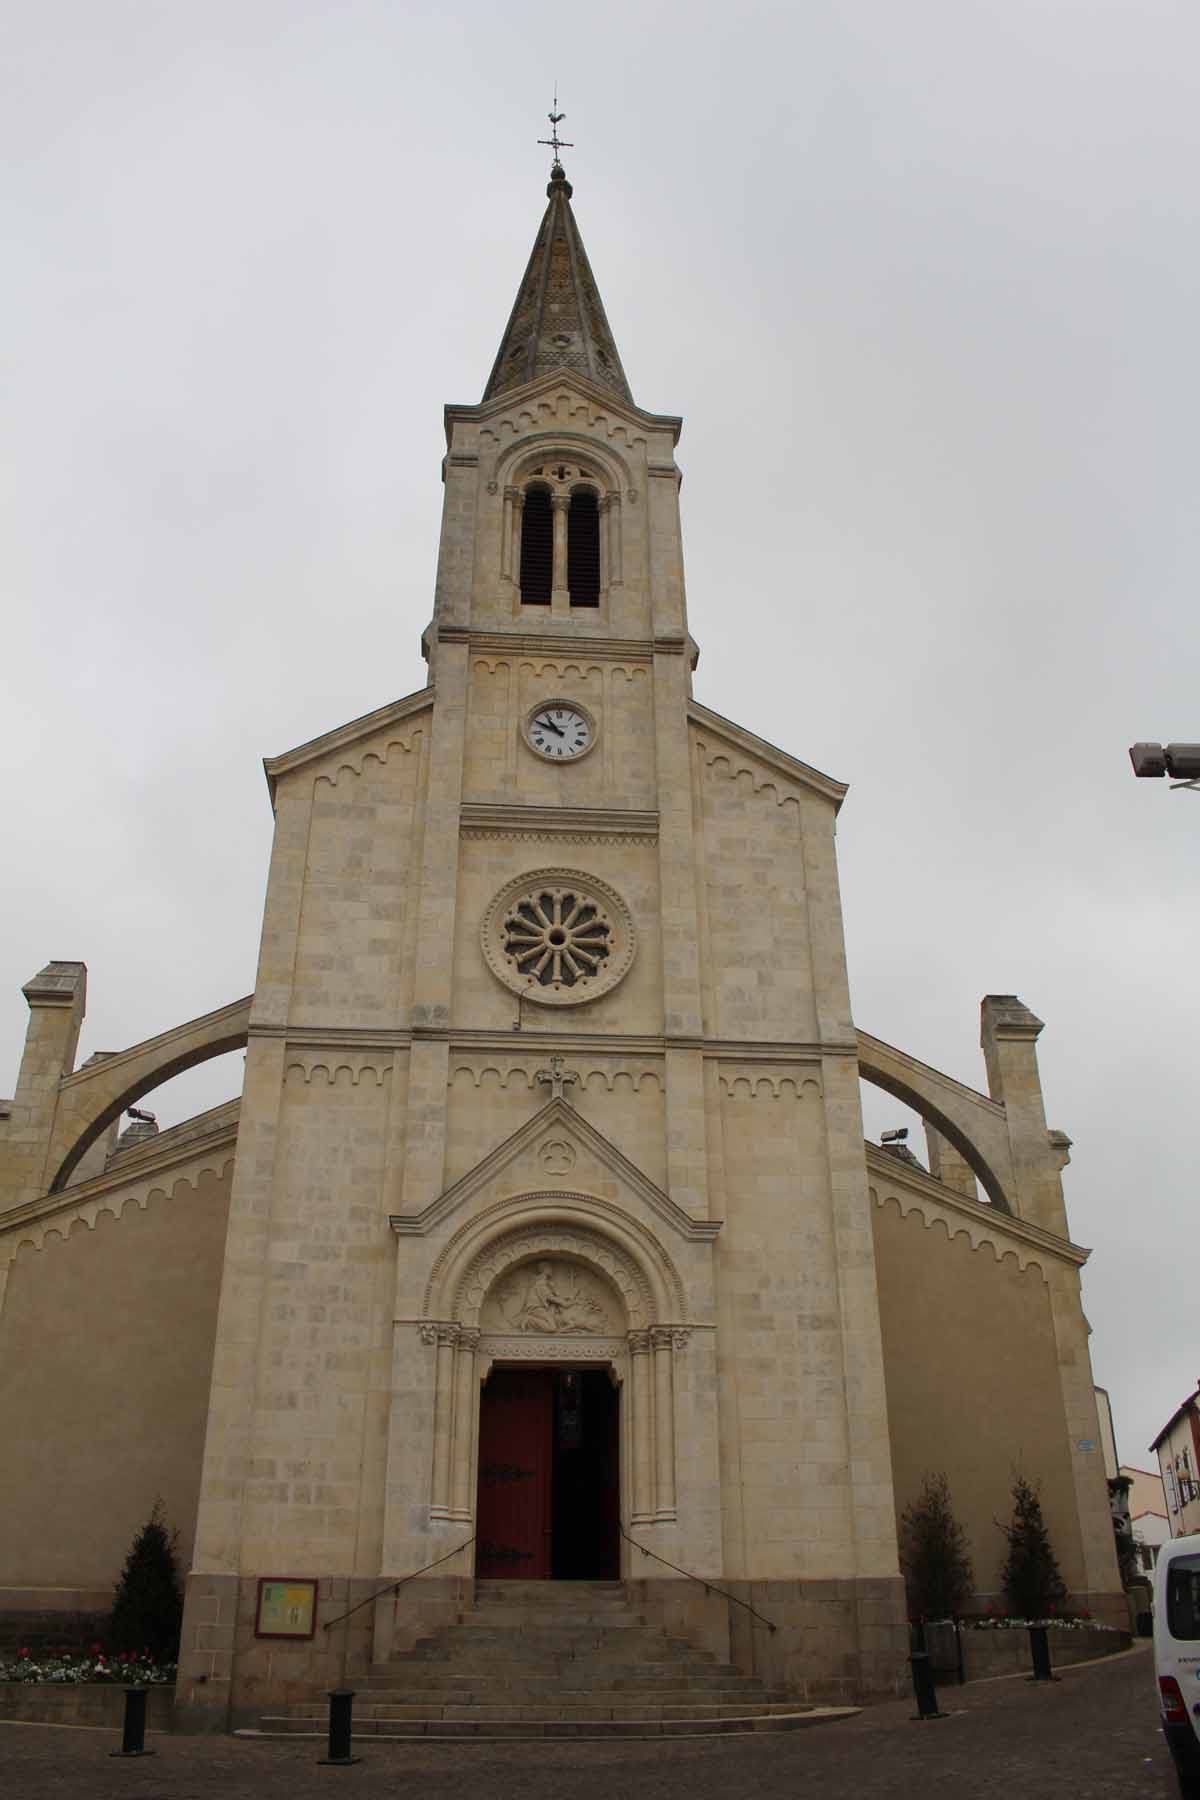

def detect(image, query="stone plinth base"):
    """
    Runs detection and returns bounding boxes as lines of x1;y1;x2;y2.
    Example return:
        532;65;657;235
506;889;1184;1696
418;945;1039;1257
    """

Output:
629;1573;910;1704
0;1683;174;1729
174;1570;474;1733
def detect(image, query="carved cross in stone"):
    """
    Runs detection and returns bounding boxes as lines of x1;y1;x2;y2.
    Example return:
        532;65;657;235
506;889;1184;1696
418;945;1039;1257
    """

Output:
536;1055;578;1103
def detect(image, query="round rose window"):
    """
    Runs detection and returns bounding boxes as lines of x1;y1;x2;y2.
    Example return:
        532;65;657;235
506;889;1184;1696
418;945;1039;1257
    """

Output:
482;869;636;1007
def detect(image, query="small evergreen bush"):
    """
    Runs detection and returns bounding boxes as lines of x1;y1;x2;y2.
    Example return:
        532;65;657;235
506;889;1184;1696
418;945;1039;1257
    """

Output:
998;1473;1067;1618
899;1471;974;1619
108;1501;183;1663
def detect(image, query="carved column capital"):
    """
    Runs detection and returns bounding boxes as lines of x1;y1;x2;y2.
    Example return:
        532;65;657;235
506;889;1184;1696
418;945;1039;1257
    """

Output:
503;484;520;502
435;1323;459;1348
457;1326;482;1352
671;1329;691;1351
417;1322;438;1346
550;493;571;514
627;1329;651;1356
649;1326;674;1352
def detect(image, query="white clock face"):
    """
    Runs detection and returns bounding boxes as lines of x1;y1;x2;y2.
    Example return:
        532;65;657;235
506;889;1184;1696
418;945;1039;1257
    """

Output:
526;702;594;761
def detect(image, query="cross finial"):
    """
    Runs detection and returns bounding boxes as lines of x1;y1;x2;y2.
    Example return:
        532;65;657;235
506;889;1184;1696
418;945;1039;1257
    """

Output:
536;1054;579;1103
537;86;573;169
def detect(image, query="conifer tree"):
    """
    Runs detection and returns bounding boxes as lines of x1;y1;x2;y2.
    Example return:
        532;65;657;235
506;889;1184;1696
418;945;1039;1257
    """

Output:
899;1471;975;1619
108;1500;183;1662
998;1473;1068;1618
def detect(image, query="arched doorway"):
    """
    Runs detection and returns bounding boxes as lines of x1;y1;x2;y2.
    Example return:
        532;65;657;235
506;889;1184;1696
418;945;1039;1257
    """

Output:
476;1364;619;1579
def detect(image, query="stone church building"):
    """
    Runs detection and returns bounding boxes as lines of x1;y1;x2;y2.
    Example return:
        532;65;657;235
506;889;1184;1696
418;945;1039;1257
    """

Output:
0;161;1120;1730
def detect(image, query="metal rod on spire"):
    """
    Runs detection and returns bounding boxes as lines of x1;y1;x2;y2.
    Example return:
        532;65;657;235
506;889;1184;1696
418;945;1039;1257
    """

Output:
537;85;574;167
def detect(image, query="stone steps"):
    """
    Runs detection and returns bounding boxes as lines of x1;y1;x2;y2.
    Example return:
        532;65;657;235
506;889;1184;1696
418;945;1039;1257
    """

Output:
251;1710;838;1741
362;1671;773;1693
273;1699;805;1723
253;1577;820;1742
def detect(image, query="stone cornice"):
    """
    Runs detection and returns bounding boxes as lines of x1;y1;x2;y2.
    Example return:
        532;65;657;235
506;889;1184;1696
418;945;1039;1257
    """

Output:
247;1022;858;1059
262;687;433;800
443;627;654;662
866;1142;1089;1270
461;803;659;844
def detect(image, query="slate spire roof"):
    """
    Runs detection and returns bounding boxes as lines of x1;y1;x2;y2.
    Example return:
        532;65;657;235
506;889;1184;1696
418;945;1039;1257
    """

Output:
483;164;633;405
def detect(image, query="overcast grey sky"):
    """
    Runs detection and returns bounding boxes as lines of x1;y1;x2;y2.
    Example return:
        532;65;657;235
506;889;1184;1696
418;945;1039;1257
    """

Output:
4;1;1197;1476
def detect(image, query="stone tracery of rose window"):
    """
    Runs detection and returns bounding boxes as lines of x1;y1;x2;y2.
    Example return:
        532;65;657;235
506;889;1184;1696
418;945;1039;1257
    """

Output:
481;868;636;1007
502;887;612;989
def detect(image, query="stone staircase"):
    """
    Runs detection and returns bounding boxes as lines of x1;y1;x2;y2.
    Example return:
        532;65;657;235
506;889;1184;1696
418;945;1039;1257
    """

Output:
255;1579;842;1740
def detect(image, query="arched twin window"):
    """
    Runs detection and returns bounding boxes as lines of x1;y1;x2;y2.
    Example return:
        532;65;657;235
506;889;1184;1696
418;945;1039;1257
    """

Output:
517;481;602;607
567;491;600;606
519;487;553;605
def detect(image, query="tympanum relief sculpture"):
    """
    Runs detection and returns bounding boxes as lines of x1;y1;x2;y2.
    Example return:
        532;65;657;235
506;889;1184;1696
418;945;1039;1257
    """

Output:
480;1259;615;1335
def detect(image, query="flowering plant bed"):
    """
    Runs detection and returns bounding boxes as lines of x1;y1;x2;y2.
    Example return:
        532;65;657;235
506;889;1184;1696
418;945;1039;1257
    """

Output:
960;1614;1117;1632
0;1647;176;1684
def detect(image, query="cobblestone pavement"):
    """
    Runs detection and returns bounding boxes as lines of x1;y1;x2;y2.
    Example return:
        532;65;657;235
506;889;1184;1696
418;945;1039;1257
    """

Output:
0;1646;1175;1800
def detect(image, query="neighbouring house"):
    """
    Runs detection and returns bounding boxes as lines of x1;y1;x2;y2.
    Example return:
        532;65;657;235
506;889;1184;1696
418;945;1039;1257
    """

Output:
1122;1465;1170;1572
1153;1386;1200;1538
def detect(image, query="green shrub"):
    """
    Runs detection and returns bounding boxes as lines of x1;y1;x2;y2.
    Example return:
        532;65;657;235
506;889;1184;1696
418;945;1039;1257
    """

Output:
108;1501;183;1663
998;1473;1067;1618
900;1471;974;1619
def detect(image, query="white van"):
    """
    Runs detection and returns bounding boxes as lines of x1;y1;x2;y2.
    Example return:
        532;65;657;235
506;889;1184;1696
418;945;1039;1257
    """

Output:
1155;1532;1200;1796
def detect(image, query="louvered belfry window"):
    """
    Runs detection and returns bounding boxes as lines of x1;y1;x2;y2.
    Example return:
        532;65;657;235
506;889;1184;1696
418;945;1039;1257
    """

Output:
519;487;553;604
568;490;601;606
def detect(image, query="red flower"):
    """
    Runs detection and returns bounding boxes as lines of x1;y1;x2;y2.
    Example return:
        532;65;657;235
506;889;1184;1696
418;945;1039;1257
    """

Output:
18;1647;30;1659
90;1641;103;1654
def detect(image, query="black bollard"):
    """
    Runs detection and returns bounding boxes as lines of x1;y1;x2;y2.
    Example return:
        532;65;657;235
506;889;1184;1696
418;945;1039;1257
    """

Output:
319;1688;360;1766
909;1649;947;1721
109;1684;155;1758
1028;1624;1057;1682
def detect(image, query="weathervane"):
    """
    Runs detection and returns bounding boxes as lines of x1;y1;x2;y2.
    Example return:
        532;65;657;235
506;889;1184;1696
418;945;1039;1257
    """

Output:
537;86;573;166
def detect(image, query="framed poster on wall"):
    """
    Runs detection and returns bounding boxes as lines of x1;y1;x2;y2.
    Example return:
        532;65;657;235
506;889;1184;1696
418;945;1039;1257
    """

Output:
254;1577;318;1640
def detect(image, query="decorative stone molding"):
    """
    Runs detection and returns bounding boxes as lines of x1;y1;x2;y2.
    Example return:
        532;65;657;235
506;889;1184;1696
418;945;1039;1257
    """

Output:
481;869;636;1008
0;1157;236;1267
870;1188;1075;1279
311;731;424;792
284;1057;391;1088
537;1137;576;1175
697;744;803;813
479;1333;626;1363
448;1062;664;1095
460;803;658;845
717;1072;822;1100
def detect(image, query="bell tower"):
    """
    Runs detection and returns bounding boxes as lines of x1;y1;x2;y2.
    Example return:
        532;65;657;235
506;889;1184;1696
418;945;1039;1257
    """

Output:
177;139;907;1732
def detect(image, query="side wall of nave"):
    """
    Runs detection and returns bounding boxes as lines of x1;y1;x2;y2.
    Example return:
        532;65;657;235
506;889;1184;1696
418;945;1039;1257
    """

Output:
0;1161;231;1605
871;1190;1120;1620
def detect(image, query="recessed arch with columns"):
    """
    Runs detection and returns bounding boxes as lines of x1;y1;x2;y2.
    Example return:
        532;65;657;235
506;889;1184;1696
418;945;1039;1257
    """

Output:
495;434;633;599
419;1196;688;1531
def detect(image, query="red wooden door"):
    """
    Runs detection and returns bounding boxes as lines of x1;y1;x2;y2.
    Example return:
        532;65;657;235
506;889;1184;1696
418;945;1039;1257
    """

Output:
475;1370;553;1579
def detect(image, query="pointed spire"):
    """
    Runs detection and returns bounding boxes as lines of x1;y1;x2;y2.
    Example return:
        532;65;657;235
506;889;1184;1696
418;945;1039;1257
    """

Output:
483;162;633;404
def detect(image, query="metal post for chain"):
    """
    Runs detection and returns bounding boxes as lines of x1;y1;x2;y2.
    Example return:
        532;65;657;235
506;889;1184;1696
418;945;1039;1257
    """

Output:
319;1688;360;1766
109;1684;155;1758
1028;1624;1057;1682
909;1649;947;1721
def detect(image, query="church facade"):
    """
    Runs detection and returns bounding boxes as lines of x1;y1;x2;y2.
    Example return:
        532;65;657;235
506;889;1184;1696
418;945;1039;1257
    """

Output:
0;163;1120;1728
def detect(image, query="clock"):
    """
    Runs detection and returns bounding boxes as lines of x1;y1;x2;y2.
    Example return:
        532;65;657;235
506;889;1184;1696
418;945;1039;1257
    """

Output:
523;700;596;761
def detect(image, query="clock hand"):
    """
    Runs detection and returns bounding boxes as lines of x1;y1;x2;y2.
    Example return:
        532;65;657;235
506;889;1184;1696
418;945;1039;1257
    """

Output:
535;716;566;737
